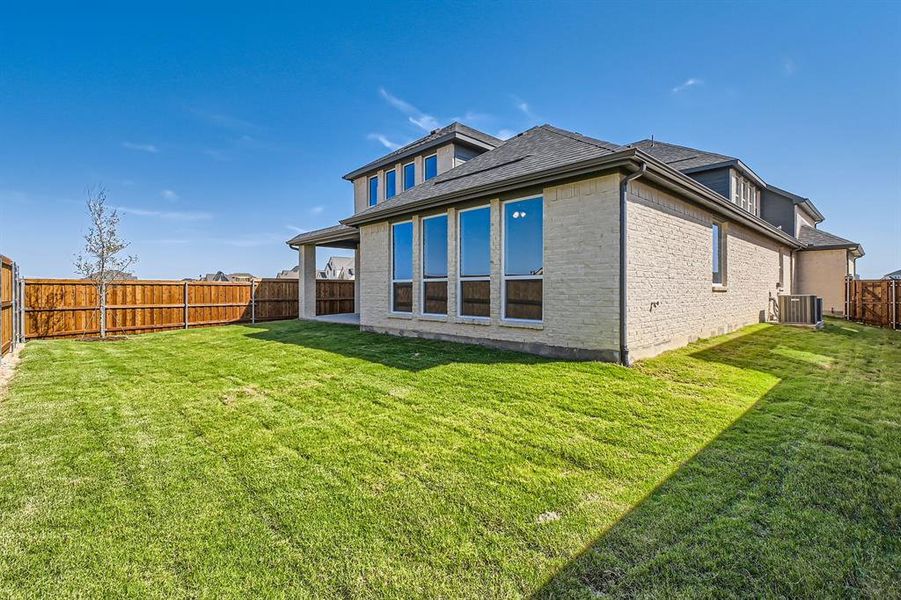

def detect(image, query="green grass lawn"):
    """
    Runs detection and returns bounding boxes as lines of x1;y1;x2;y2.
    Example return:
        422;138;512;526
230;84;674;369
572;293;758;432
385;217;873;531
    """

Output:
0;319;897;598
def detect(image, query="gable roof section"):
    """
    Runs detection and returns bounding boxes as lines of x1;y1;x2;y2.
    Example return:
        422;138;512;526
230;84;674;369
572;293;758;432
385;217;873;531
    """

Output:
342;122;504;181
765;184;825;223
630;139;766;187
798;225;863;255
343;125;625;225
884;269;901;280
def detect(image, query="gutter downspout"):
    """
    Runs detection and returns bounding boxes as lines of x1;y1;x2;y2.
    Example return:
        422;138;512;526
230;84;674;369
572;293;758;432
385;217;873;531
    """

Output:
619;162;646;367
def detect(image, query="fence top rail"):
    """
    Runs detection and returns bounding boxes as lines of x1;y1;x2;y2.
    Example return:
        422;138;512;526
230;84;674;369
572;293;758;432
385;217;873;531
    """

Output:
24;277;300;285
0;255;12;266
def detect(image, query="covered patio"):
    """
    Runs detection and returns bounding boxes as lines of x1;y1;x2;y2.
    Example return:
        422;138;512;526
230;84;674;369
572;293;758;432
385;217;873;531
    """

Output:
286;224;360;321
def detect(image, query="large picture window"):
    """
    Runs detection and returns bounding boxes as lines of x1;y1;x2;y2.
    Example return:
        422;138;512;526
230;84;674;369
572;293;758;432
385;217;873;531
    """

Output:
458;206;491;318
391;221;413;312
712;221;727;286
503;197;543;321
421;214;448;315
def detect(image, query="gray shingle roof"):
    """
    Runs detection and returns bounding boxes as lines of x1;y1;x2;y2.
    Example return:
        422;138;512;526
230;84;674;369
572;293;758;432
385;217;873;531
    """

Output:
343;122;503;180
343;125;625;225
798;225;859;249
630;139;736;171
884;269;901;280
286;224;359;247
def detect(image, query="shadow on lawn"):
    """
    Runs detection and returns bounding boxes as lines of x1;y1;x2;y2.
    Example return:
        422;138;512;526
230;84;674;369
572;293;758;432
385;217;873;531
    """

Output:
243;319;554;372
533;321;894;598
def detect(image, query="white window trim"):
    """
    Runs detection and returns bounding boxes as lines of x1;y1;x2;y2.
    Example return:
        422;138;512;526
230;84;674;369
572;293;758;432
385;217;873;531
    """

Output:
403;161;416;191
390;220;413;314
385;169;397;199
712;220;728;288
421;213;449;316
501;196;544;324
368;175;379;206
457;204;491;320
423;153;438;181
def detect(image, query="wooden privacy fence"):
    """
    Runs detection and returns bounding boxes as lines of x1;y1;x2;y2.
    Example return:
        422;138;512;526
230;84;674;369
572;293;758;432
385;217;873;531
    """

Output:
1;256;24;359
316;280;355;316
23;278;355;340
845;277;900;330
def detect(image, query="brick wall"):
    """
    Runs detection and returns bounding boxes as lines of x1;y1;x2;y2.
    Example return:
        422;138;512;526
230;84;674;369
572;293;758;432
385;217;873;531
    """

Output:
626;180;792;360
359;173;622;359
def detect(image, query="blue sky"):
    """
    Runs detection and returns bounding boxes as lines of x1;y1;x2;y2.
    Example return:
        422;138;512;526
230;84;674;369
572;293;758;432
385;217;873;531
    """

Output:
2;1;899;278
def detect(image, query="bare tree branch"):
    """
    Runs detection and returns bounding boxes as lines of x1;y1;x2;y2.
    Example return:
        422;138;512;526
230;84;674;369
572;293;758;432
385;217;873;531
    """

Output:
74;186;138;286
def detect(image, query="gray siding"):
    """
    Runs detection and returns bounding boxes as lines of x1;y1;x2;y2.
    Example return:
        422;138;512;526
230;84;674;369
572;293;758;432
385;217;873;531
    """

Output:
453;144;481;167
686;166;731;198
761;188;796;234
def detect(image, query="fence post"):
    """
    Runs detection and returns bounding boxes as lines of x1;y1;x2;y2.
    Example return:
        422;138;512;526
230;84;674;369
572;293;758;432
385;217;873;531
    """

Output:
251;281;256;324
18;270;24;343
184;281;189;329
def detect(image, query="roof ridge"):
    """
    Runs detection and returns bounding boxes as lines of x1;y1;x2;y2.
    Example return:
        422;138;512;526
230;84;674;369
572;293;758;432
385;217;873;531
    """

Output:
539;124;622;152
631;138;735;160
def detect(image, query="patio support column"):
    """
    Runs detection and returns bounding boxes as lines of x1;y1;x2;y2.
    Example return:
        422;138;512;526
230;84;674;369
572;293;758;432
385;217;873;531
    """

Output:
298;244;317;319
354;244;361;314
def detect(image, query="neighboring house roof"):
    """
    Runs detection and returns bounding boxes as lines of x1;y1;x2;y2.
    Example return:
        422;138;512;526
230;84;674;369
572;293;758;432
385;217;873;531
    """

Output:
201;271;231;281
630;139;766;187
228;272;256;278
326;256;354;269
798;225;864;256
287;224;359;248
765;184;825;223
83;269;136;280
342;122;504;180
343;125;625;225
316;269;327;278
884;269;901;280
276;265;300;279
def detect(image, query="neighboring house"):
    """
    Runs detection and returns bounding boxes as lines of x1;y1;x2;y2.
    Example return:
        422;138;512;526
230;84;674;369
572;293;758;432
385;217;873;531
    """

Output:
884;269;901;280
82;269;137;281
287;122;863;363
228;272;259;283
323;256;355;280
200;271;232;282
276;266;300;279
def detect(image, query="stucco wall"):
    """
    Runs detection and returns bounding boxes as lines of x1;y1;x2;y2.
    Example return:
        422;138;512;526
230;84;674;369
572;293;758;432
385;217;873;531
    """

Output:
795;248;850;315
626;180;792;360
359;173;622;359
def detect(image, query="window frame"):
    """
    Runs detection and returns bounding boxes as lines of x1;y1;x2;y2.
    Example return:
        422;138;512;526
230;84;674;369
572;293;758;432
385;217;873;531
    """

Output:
385;169;397;199
368;175;379;207
403;161;416;191
390;220;414;314
712;220;728;287
420;212;449;316
423;154;438;181
501;195;544;323
457;204;492;320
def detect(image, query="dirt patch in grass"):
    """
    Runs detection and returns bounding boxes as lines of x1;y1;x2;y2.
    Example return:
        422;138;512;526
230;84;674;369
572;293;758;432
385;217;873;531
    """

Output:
0;345;24;400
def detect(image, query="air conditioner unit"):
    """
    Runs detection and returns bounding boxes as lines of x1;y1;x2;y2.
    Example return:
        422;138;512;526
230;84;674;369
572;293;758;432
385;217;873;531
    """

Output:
778;294;823;327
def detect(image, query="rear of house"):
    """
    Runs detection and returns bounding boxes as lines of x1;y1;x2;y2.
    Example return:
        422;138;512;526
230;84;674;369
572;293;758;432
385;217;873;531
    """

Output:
288;123;862;363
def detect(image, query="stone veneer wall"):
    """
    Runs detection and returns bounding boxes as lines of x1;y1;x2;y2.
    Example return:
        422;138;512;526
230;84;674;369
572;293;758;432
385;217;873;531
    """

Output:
626;180;792;360
358;173;622;360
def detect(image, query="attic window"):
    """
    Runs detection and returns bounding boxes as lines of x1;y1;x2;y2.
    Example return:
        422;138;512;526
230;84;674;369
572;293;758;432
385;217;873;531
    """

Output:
731;173;759;216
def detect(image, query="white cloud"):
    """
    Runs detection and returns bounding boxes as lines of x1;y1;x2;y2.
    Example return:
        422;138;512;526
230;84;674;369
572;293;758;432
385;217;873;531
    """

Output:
367;133;401;150
513;96;539;121
286;225;307;234
379;87;440;132
122;141;158;153
672;78;703;94
782;58;797;76
161;189;179;201
190;108;259;132
496;129;516;140
309;205;325;216
116;206;212;221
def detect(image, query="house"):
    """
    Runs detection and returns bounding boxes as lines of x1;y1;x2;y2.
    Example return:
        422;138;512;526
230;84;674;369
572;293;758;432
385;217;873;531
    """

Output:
228;272;258;283
323;256;355;280
276;266;300;279
287;122;864;363
82;269;136;281
884;269;901;280
200;271;232;282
